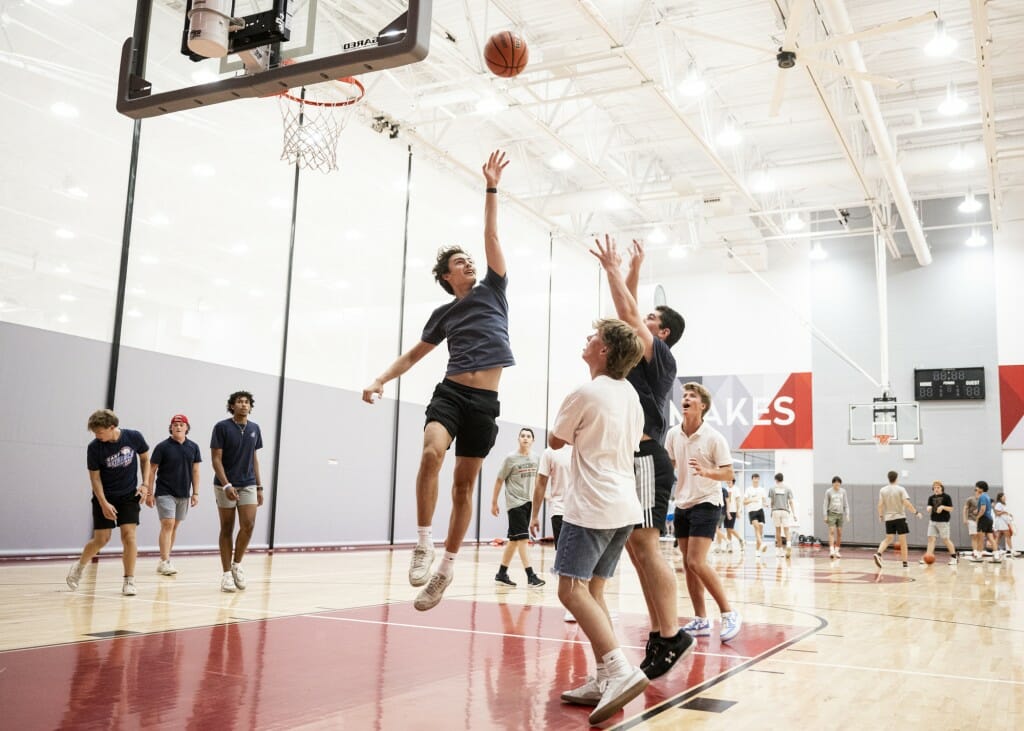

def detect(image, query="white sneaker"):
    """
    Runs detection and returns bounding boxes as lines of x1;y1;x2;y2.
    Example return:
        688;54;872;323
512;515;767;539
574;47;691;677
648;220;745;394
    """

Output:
589;667;649;725
948;557;958;566
681;616;711;636
66;562;84;591
414;571;453;611
835;551;842;559
560;675;605;706
231;562;246;590
220;572;236;592
408;545;435;587
122;577;137;596
720;610;742;642
157;559;178;576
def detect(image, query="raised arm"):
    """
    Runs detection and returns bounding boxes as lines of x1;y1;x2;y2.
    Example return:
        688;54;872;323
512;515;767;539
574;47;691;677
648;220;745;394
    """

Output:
590;235;653;359
482;149;510;277
624;239;645;301
363;340;437;403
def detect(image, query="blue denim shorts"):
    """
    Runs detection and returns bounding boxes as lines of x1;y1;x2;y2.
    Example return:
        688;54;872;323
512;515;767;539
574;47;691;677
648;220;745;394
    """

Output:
674;502;721;540
552;522;633;581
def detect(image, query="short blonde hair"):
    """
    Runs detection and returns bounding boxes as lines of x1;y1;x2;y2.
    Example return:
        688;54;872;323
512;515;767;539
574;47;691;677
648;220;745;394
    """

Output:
87;409;119;431
594;318;644;380
682;381;712;414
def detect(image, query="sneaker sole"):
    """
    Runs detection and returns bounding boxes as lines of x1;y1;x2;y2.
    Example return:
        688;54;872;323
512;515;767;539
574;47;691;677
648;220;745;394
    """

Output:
589;674;650;724
873;555;882;568
494;581;517;587
721;620;742;642
560;690;601;707
682;626;711;637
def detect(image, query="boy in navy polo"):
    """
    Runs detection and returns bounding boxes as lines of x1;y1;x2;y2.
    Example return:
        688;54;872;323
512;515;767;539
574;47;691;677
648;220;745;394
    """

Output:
67;409;150;596
146;414;202;576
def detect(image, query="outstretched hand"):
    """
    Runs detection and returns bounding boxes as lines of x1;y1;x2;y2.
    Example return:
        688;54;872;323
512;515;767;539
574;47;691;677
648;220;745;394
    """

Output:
482;149;509;187
629;239;646;267
589;234;623;272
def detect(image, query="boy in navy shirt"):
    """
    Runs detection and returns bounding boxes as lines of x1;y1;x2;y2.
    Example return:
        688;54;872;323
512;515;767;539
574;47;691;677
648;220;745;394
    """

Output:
67;409;150;596
146;414;202;576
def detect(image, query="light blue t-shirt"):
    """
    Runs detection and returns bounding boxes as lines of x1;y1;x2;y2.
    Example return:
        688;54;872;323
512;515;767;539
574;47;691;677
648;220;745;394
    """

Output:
977;492;993;520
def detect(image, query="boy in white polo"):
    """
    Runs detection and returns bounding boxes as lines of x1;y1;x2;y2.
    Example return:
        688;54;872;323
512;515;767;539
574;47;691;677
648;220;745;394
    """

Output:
549;318;662;725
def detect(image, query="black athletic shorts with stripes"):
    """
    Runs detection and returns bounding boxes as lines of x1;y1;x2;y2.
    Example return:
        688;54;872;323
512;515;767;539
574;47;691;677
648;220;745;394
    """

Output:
633;439;674;531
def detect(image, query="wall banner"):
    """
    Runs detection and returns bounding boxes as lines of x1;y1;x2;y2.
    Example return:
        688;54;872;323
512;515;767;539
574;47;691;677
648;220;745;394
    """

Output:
1000;365;1024;449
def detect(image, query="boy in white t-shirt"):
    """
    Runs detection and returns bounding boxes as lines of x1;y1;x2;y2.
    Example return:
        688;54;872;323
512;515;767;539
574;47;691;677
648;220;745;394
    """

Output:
549;318;672;725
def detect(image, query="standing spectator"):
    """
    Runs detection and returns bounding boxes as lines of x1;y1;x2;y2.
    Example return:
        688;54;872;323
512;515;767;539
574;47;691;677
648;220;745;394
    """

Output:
147;414;202;576
66;409;150;597
768;473;795;559
211;390;264;593
723;479;743;552
873;470;923;570
744;473;769;556
993;492;1013;560
921;480;957;565
490;427;543;588
970;481;999;562
964;489;981;560
822;476;850;559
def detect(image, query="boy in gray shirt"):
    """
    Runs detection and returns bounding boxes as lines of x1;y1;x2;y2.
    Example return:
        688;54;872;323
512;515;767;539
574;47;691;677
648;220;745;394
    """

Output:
490;427;544;587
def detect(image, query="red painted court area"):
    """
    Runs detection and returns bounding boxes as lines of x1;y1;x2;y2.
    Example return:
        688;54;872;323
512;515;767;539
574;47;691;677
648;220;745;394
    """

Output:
1;601;809;729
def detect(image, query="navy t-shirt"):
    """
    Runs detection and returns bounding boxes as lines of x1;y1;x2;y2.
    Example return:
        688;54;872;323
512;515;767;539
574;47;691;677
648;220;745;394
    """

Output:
626;337;677;443
151;437;203;498
421;267;516;377
86;428;149;499
210;419;262;487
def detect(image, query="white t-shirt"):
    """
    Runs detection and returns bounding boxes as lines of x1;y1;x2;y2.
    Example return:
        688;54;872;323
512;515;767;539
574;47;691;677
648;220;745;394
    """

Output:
538;446;572;516
879;483;910;521
745;484;768;511
552;375;644;530
671;421;732;509
726;484;740;513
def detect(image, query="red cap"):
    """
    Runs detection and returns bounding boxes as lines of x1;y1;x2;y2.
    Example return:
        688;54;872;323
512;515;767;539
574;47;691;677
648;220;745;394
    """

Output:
170;414;189;426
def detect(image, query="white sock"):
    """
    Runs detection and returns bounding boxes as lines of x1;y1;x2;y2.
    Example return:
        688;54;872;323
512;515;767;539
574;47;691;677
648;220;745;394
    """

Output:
601;648;630;678
416;527;432;548
595;662;608;682
436;551;457;577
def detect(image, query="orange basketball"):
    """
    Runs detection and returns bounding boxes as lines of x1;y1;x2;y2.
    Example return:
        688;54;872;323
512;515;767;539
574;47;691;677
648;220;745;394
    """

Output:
484;31;529;78
923;553;935;564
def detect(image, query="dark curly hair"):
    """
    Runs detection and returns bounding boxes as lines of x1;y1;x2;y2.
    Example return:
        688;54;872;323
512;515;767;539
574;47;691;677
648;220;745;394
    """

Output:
432;245;470;295
227;391;255;413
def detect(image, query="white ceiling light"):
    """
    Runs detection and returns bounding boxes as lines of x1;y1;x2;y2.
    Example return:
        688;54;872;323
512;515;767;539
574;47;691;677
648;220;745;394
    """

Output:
784;213;806;232
56;313;70;324
809;242;828;260
191;163;216;177
54;263;71;274
648;228;668;244
937;82;967;116
750;171;776;193
146;212;170;226
548;152;575;170
716;122;742;148
958;191;983;214
677;63;707;97
965;228;987;247
55;228;76;240
50;101;79;118
604;192;629;210
949;148;973;171
126;308;143;318
63;185;88;199
924;19;958;58
668;244;688;259
475;95;506;115
58;292;77;302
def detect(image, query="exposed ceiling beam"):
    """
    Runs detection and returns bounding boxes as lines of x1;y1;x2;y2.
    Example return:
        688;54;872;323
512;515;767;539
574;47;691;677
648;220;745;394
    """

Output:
969;0;1002;231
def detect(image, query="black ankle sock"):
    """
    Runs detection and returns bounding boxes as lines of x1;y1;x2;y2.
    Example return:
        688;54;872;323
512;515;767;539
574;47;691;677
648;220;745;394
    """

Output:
525;567;536;577
498;565;509;575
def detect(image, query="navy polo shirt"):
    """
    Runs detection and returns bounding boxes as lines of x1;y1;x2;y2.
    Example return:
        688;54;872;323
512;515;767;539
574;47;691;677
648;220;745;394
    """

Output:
210;419;262;487
86;428;149;499
151;437;203;498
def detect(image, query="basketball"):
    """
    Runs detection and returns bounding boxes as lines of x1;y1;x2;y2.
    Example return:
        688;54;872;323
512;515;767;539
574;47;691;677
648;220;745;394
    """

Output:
923;553;935;564
484;31;529;78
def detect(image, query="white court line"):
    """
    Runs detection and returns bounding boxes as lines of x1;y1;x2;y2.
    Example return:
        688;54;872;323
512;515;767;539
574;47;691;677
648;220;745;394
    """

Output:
769;655;1024;686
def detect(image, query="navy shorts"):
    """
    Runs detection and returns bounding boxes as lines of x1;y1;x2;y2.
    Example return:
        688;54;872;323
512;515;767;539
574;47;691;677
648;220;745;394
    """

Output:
674;502;721;540
92;493;142;530
507;502;531;541
723;511;737;529
977;515;994;534
749;509;765;525
884;518;910;535
424;379;500;458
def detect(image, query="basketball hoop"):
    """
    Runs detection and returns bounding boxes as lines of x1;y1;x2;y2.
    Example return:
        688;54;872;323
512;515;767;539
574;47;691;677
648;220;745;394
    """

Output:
874;433;892;452
275;73;365;173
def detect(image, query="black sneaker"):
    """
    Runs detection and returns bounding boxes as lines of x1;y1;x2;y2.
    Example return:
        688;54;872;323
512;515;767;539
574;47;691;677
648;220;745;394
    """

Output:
494;572;516;587
642;630;695;680
640;631;659;671
527;573;546;587
873;553;883;568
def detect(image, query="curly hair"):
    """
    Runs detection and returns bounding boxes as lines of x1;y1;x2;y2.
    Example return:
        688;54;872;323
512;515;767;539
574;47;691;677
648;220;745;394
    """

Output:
227;391;255;413
432;245;470;295
87;409;119;431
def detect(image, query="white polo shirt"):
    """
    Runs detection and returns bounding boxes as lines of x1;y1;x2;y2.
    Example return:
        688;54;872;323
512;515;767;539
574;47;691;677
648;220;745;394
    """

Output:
538;445;572;516
672;421;732;510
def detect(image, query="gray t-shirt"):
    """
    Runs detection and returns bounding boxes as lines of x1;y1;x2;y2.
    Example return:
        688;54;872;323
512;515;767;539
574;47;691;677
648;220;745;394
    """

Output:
769;483;793;511
497;452;538;509
824;487;848;515
421;267;515;376
880;483;910;521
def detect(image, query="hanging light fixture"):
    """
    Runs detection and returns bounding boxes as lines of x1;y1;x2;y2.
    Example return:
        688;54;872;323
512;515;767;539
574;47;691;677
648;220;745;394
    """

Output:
924;19;957;57
964;228;987;247
716;118;742;147
958;190;982;213
678;62;707;97
809;242;828;260
937;82;967;116
785;213;806;232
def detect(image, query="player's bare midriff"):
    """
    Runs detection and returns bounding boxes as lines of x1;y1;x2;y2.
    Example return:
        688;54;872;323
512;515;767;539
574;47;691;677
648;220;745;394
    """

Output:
448;367;503;392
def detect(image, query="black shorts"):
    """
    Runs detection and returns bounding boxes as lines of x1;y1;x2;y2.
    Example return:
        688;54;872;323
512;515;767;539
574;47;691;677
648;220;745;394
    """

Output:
424;379;500;458
551;514;563;548
674;502;721;540
633;440;674;530
507;502;531;541
723;512;737;529
748;509;765;525
977;515;994;534
884;518;910;535
92;493;141;530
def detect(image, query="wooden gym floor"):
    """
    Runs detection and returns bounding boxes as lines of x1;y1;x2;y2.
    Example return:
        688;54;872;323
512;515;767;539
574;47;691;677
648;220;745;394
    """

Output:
0;542;1021;729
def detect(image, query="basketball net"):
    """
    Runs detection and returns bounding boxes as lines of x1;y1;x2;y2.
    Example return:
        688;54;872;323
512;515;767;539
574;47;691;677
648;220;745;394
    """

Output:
276;76;365;173
874;433;892;452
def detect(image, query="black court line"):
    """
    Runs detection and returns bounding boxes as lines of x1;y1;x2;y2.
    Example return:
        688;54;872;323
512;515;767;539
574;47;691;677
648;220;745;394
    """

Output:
748;669;785;674
614;606;829;729
85;630;139;638
785;648;818;653
680;698;738;713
